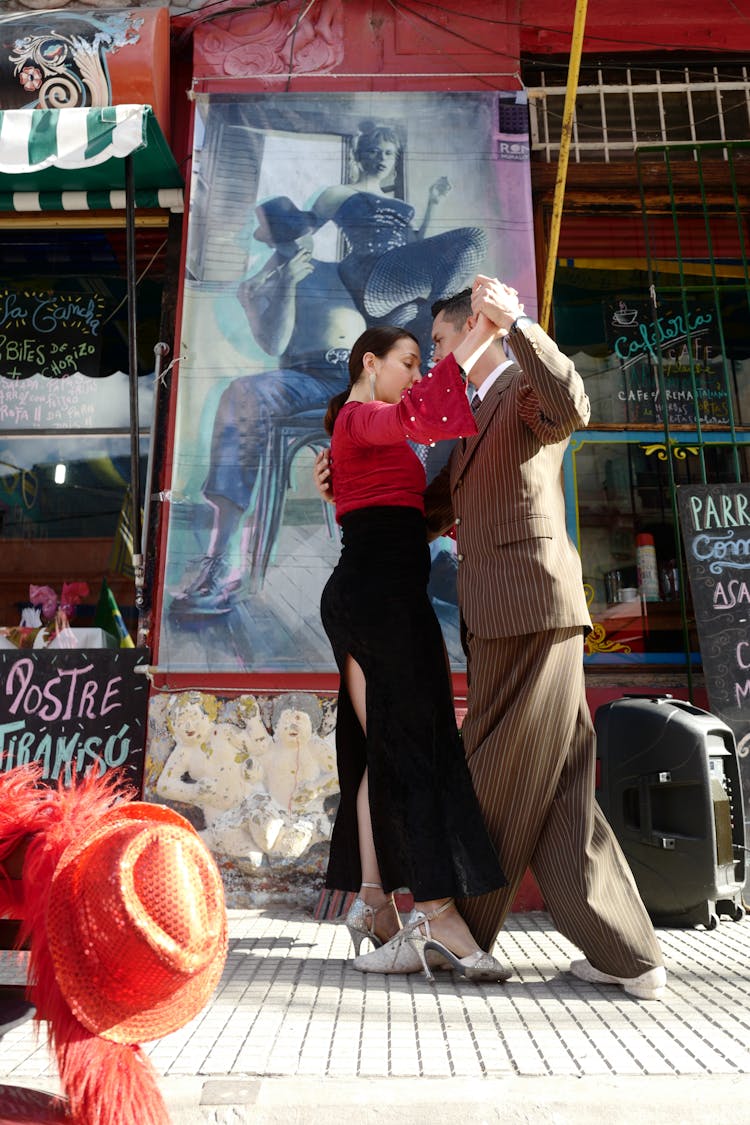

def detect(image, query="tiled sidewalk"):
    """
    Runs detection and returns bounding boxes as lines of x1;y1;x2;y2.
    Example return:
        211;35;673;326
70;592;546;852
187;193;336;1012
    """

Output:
2;907;749;1088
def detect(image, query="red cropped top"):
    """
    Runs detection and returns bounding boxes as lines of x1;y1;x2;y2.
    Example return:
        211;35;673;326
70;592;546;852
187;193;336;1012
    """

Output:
330;353;477;521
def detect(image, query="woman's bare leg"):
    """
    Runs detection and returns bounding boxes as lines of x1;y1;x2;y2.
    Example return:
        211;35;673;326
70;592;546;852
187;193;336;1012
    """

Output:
412;898;484;957
344;654;485;954
344;654;400;941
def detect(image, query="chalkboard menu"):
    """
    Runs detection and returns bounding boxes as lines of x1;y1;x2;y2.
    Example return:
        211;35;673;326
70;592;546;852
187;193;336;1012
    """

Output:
0;648;149;791
676;483;750;837
604;299;728;426
0;288;105;379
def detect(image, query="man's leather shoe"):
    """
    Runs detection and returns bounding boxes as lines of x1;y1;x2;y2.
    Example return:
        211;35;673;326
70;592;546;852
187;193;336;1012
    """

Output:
569;958;666;1000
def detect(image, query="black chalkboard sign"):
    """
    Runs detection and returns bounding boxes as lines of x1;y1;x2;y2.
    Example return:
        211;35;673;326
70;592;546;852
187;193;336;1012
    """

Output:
604;299;728;426
0;288;105;379
0;648;149;790
676;483;750;838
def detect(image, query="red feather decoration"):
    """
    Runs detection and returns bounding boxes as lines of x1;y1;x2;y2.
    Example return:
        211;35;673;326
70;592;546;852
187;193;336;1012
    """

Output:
0;766;171;1125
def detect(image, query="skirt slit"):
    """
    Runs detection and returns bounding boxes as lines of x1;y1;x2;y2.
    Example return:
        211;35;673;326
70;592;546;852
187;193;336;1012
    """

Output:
321;506;505;902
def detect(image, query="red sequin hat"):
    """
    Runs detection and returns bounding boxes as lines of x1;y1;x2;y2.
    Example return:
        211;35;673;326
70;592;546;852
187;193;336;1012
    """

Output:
0;766;228;1125
46;801;227;1043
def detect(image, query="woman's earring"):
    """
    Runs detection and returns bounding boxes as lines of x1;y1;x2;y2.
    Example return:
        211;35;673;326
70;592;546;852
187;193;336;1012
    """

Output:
369;372;376;401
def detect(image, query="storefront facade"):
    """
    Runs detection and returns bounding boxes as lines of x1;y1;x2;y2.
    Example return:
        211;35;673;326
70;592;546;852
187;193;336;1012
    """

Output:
0;6;181;792
2;1;748;906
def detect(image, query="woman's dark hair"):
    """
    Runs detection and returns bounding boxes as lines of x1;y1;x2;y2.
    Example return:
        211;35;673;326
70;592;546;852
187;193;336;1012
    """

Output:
324;325;419;435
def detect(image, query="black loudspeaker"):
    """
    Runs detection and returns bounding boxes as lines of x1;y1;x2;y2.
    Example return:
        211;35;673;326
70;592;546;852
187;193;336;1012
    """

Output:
594;695;746;929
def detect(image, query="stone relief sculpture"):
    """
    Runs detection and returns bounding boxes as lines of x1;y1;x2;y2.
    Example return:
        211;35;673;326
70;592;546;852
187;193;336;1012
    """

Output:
155;691;265;823
155;689;339;869
205;692;339;866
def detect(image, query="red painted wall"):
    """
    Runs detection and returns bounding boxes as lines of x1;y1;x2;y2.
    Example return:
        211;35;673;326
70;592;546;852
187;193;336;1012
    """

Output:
519;2;750;55
188;0;520;91
107;6;172;138
176;0;750;79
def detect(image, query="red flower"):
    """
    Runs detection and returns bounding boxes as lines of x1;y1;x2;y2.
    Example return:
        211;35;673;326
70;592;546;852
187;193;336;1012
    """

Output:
19;67;43;93
60;581;90;616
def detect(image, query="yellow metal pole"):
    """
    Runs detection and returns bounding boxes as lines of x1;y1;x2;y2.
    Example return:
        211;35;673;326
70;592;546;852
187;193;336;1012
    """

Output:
539;0;589;332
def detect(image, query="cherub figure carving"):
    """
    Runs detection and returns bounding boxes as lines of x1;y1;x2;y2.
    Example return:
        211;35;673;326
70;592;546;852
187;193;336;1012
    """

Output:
205;691;339;867
156;690;339;868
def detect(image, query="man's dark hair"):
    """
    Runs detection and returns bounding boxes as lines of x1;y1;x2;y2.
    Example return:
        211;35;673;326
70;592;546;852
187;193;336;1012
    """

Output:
431;288;472;328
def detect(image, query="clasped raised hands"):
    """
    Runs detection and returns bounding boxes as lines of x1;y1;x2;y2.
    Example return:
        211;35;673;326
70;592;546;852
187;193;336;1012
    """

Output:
471;275;524;335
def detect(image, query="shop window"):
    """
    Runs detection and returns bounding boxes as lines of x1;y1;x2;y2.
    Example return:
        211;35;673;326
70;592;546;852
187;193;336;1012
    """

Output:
0;433;150;627
0;227;166;636
552;205;750;430
555;268;749;430
572;437;750;664
553;234;750;666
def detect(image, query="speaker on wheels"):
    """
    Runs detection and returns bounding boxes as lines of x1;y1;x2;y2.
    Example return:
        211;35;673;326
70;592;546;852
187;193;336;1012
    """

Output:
594;694;746;929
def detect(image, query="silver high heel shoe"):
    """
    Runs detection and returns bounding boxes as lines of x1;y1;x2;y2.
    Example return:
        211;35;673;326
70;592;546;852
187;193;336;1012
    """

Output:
351;908;441;974
352;900;452;975
345;882;401;955
406;900;512;984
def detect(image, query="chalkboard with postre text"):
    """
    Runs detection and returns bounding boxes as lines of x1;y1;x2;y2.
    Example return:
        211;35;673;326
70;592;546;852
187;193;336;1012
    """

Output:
0;648;149;791
676;483;750;839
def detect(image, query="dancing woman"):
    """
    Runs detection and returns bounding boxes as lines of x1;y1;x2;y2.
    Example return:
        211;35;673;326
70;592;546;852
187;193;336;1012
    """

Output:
321;316;508;983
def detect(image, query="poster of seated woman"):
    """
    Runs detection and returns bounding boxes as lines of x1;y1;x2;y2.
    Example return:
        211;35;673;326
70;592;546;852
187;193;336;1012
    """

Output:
160;91;536;674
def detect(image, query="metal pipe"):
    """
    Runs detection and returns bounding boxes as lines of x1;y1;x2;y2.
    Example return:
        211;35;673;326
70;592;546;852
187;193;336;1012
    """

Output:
539;0;589;332
141;341;169;562
125;154;144;610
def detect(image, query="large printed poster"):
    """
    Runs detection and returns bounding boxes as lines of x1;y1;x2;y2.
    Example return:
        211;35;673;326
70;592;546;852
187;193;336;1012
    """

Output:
159;92;536;673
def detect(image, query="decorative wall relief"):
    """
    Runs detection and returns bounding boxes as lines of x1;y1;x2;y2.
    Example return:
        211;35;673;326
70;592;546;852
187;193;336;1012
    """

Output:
2;1;202;11
195;0;344;81
0;7;170;126
2;9;144;109
11;27;112;106
145;689;339;905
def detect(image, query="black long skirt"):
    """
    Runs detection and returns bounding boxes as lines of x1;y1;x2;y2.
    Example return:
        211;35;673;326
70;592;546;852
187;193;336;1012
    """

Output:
321;506;505;901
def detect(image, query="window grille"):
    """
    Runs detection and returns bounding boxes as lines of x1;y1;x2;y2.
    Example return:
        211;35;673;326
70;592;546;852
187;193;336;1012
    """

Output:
527;64;750;162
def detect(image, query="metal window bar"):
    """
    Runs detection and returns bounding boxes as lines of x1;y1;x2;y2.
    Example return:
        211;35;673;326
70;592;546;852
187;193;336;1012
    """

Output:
715;68;727;150
598;69;608;162
685;69;697;144
628;69;638;156
695;147;742;480
727;147;750;300
655;70;667;147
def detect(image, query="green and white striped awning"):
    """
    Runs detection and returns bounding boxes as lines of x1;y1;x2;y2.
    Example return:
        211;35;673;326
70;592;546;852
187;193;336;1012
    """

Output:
0;104;183;213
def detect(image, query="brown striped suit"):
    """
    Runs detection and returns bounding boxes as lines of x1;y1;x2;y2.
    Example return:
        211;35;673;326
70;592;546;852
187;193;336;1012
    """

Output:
424;320;663;978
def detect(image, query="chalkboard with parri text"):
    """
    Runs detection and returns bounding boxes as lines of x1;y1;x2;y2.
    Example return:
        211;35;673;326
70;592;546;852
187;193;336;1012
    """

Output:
0;648;149;791
676;482;750;837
